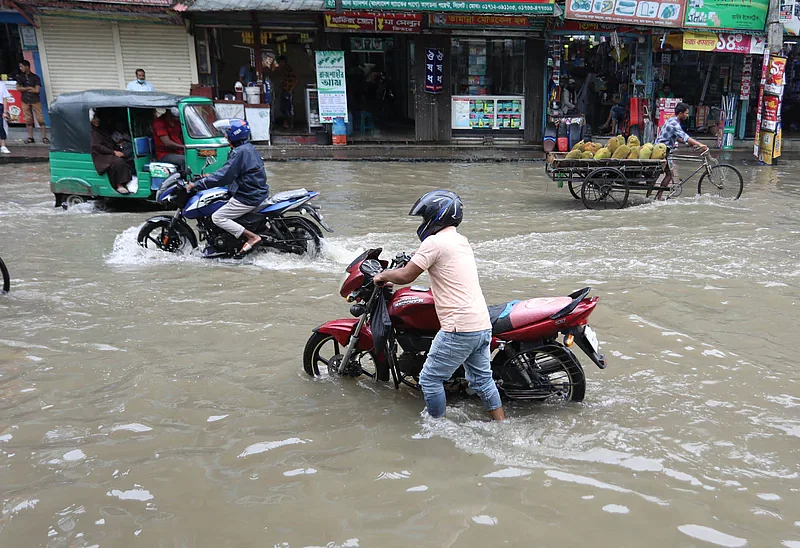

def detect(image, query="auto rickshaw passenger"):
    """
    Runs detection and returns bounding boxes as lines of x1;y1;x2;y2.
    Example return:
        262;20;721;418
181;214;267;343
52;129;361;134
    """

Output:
90;110;137;195
153;107;185;171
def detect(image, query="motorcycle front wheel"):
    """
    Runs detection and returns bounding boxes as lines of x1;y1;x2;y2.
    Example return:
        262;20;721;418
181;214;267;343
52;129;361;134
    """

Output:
137;220;196;254
283;218;322;256
0;256;9;293
303;332;376;378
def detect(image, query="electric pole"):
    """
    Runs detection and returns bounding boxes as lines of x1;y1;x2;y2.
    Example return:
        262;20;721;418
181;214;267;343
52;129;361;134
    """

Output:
768;0;783;55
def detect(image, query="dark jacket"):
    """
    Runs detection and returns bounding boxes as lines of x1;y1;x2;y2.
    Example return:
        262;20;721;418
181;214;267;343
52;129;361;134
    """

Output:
90;124;118;175
194;142;269;206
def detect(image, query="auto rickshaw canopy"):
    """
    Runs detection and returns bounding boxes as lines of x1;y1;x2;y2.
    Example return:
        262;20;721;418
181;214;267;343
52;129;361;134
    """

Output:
49;90;184;154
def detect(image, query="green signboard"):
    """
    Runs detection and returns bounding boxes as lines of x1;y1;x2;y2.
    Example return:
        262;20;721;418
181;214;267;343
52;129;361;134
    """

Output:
324;0;555;15
684;0;768;31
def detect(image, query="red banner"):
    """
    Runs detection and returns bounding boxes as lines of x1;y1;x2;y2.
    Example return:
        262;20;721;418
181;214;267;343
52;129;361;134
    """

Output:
324;12;422;33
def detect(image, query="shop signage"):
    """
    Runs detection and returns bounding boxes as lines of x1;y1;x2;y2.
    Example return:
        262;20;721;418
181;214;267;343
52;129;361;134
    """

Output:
429;14;542;28
780;0;800;35
324;12;422;33
315;51;348;124
684;0;768;32
324;0;555;15
565;0;686;29
741;56;753;100
553;20;650;33
19;27;37;50
681;32;765;54
425;48;444;94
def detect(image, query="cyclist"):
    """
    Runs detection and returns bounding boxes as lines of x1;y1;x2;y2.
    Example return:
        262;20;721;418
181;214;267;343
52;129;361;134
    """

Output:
652;102;709;200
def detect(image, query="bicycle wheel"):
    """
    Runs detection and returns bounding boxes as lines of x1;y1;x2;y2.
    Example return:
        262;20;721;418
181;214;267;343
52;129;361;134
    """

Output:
697;164;744;200
0;256;9;293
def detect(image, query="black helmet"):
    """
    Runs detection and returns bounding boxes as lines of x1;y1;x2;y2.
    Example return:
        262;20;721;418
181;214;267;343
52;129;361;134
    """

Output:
409;190;463;242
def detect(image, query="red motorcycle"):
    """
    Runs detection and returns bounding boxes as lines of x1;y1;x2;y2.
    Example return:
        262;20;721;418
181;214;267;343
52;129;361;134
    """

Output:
303;249;607;402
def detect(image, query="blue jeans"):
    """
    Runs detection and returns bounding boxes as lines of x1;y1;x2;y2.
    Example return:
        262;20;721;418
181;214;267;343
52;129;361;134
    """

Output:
419;329;502;418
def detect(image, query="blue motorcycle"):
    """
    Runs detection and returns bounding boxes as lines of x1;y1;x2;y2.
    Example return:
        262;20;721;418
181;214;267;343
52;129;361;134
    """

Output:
137;172;332;258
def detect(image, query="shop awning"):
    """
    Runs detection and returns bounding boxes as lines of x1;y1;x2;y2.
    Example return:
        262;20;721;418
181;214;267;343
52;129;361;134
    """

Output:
187;0;324;11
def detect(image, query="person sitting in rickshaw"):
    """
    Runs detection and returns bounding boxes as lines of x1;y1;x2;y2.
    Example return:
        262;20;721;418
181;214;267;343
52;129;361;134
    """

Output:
90;109;137;195
185;119;269;255
153;107;185;172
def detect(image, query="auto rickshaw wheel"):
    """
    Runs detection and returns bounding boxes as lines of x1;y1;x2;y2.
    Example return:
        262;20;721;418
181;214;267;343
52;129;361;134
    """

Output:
62;195;87;210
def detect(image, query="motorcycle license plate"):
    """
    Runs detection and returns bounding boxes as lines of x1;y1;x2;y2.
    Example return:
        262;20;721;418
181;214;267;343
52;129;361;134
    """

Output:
584;326;600;353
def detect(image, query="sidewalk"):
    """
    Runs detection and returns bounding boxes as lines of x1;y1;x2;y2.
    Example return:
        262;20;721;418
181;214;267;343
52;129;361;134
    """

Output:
0;126;50;164
1;123;798;164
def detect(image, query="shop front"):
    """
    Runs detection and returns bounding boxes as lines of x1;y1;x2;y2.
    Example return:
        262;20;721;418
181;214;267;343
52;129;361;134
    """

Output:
323;11;421;140
654;31;766;144
323;0;554;143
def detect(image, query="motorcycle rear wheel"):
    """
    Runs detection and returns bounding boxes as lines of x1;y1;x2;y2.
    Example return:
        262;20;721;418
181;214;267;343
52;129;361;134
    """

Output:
500;346;586;403
137;220;196;254
303;332;375;378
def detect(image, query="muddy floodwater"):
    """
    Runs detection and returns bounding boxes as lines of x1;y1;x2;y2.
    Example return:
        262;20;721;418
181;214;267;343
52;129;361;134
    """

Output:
1;160;798;547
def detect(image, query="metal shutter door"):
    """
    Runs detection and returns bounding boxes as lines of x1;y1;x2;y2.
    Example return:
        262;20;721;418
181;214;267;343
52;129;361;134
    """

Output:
39;18;120;98
119;24;193;95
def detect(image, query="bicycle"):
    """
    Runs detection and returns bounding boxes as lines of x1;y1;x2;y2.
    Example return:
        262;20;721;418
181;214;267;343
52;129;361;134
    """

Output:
0;255;9;293
656;148;744;200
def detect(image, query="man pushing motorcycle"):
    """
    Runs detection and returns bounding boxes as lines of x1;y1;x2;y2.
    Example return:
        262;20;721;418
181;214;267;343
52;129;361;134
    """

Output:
373;191;505;421
186;119;268;255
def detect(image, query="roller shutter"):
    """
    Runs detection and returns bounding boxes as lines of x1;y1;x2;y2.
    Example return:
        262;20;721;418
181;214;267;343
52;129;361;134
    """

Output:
119;23;193;96
39;17;120;98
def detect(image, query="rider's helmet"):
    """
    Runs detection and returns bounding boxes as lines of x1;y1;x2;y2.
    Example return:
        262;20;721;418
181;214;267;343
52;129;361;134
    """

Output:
409;190;463;242
213;119;251;146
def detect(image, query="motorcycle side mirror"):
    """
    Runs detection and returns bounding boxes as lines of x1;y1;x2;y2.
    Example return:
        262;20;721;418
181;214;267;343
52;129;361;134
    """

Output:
360;259;383;278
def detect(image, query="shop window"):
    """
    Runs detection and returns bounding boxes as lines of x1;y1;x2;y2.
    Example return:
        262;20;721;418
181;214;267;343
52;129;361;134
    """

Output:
451;38;525;96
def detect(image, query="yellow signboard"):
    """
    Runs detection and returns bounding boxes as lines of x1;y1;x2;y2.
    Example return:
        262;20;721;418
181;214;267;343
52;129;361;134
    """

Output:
682;31;717;51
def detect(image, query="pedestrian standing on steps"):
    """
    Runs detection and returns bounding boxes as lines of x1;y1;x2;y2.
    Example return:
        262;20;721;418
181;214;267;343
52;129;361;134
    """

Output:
0;79;10;154
16;60;48;145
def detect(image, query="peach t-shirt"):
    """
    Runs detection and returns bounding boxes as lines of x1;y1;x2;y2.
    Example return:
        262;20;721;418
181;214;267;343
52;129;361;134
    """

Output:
410;226;491;333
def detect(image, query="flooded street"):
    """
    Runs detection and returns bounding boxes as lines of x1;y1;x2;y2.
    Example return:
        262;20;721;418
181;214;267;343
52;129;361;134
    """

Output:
1;159;798;547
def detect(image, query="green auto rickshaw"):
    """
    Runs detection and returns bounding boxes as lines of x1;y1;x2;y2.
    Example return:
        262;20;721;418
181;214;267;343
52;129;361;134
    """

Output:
49;90;230;208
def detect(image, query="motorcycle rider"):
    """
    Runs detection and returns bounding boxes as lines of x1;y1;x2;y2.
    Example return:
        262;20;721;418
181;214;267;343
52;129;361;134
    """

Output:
373;191;505;421
186;119;269;255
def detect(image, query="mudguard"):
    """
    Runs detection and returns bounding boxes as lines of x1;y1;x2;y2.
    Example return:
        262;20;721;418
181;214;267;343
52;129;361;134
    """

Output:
141;215;198;248
314;318;374;351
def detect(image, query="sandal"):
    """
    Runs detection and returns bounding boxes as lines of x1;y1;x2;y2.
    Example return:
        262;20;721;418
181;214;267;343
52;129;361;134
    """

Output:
42;138;50;145
240;238;262;254
24;138;34;144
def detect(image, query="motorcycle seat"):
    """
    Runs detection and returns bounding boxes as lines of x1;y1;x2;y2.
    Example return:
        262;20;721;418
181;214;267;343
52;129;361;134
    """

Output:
489;296;574;335
267;188;310;205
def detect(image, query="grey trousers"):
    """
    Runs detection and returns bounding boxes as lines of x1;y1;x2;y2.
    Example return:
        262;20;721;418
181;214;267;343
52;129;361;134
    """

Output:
211;198;257;238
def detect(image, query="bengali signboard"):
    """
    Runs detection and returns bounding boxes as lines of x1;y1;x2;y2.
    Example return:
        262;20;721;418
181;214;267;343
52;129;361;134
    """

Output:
425;48;444;94
566;0;685;28
324;0;555;15
684;0;768;31
682;32;766;54
429;13;543;27
324;12;422;33
315;51;348;124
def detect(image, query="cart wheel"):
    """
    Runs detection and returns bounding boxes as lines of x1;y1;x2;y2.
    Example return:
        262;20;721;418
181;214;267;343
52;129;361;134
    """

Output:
568;179;581;200
582;168;630;210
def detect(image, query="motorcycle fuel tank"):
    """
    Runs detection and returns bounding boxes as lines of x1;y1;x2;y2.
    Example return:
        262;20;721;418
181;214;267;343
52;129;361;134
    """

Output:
183;187;228;219
388;287;440;332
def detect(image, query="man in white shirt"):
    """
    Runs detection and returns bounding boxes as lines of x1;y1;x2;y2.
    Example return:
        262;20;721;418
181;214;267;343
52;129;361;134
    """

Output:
0;80;10;153
126;69;154;92
374;190;505;421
